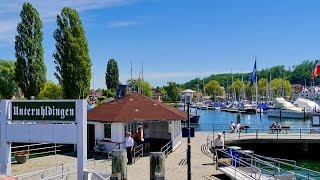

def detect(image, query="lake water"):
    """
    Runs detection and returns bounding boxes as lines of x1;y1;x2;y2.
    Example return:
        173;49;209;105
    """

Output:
190;108;320;172
190;108;312;132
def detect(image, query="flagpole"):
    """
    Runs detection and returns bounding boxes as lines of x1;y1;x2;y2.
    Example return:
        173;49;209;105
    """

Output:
255;56;258;129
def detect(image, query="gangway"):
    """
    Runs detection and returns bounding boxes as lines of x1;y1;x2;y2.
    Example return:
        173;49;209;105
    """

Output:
215;149;296;180
251;154;320;180
215;148;320;180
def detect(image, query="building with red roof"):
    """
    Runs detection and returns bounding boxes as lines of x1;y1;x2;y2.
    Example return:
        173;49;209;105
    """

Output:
87;92;187;152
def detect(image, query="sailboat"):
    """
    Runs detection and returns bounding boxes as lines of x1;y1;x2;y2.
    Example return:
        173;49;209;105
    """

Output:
267;97;310;118
238;70;256;114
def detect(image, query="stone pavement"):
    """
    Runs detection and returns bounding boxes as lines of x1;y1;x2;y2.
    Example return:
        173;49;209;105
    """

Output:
128;132;224;180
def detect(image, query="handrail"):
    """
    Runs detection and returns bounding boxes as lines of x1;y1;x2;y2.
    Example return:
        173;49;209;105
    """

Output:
133;144;143;163
215;149;262;179
160;141;172;157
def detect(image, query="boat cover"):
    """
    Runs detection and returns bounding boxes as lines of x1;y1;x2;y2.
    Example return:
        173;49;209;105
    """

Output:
294;98;320;111
274;97;302;111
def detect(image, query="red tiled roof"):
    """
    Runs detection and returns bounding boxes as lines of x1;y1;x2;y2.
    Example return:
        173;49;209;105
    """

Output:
88;92;187;122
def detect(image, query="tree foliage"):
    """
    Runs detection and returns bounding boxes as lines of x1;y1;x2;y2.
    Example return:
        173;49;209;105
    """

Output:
270;78;292;98
163;82;180;102
15;2;46;99
105;59;119;90
37;81;63;99
53;7;91;99
257;78;268;97
290;60;319;85
0;60;19;99
132;79;152;97
205;80;223;97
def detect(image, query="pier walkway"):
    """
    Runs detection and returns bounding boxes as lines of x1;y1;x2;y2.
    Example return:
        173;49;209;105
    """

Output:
11;130;320;179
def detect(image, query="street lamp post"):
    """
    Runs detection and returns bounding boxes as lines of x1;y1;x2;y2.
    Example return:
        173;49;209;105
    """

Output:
181;89;195;180
185;92;192;180
187;100;191;180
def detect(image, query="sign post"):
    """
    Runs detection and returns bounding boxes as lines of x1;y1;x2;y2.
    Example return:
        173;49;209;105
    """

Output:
0;100;87;180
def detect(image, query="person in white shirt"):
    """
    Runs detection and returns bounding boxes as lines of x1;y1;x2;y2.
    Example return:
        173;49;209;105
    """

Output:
144;124;151;151
213;133;224;160
125;132;134;164
213;133;224;149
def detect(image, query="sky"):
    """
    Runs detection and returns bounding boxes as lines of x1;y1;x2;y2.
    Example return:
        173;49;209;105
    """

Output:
1;0;320;89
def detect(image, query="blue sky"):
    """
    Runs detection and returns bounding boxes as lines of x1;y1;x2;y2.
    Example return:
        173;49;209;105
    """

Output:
1;0;320;88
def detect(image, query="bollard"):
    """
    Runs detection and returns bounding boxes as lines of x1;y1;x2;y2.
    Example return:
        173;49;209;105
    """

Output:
154;172;165;180
83;170;91;180
112;149;127;180
110;173;122;180
150;152;165;180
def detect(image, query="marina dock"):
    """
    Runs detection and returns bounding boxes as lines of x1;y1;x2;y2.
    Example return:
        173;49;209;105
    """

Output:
12;131;320;179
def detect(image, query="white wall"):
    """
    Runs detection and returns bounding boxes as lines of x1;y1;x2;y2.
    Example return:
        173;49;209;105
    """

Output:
87;121;125;151
171;120;182;151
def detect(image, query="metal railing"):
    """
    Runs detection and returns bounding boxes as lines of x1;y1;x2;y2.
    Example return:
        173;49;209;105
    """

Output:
252;154;320;180
11;143;69;162
215;148;263;179
160;141;172;157
200;123;319;133
133;144;143;163
15;159;111;180
206;127;320;145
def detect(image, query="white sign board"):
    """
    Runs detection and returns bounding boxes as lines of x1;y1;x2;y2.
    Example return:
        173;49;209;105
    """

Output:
0;100;87;180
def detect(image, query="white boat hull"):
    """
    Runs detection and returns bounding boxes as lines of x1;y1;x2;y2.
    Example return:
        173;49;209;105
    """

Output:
267;109;310;119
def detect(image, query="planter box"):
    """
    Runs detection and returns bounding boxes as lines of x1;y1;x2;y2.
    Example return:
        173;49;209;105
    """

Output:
15;155;27;164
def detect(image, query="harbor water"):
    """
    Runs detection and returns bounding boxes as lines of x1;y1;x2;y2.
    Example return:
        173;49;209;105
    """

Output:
191;108;320;171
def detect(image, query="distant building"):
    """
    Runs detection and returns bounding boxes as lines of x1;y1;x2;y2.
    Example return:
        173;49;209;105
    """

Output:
151;88;161;102
87;92;186;152
291;84;303;100
299;85;320;100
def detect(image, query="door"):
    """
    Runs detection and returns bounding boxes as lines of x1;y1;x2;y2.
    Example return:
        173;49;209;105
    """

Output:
87;124;95;151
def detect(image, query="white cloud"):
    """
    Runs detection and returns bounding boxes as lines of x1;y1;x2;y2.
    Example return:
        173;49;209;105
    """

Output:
107;21;138;28
0;0;137;45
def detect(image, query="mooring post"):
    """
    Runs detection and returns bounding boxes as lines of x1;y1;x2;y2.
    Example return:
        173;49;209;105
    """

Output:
150;152;165;180
112;149;127;180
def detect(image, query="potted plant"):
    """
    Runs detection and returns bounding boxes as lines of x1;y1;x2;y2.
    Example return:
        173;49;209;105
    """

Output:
15;150;29;164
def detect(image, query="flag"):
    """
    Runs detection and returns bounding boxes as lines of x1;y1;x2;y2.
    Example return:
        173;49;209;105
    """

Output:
249;60;256;87
312;63;320;79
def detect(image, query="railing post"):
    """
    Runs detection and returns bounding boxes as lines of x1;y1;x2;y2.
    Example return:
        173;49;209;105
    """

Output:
300;129;302;139
133;147;136;164
55;143;57;155
256;130;258;140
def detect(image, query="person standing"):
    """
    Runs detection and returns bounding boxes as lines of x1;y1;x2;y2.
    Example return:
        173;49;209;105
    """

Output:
135;125;144;145
236;112;241;124
213;133;224;159
144;124;151;151
125;132;134;165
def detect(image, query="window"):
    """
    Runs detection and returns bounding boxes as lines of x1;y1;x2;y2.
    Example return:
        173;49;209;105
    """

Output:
104;124;111;139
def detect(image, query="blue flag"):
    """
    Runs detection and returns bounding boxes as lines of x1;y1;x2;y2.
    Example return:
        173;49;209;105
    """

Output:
249;60;256;87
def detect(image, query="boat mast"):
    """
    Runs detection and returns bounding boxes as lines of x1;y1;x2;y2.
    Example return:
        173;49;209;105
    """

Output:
231;68;236;102
255;56;258;105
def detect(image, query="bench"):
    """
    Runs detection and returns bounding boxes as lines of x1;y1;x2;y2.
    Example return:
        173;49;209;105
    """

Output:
270;125;291;134
239;125;250;133
229;125;250;133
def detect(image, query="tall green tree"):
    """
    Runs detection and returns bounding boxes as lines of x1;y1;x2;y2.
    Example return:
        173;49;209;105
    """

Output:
271;78;291;98
0;60;19;99
105;59;119;90
132;79;152;97
53;7;91;99
37;81;63;99
257;78;268;97
14;2;46;99
205;80;223;98
164;82;180;102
